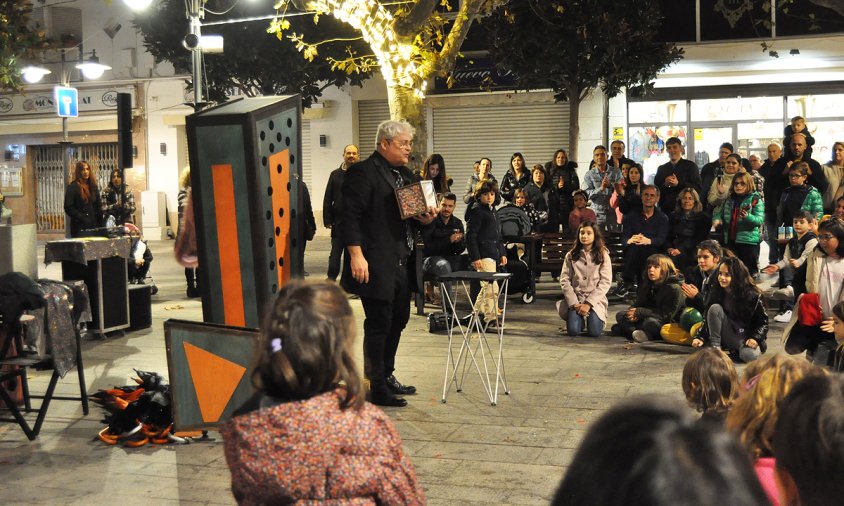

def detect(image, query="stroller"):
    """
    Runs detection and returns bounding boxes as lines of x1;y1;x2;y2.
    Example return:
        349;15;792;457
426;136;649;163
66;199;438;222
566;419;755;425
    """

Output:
123;223;158;295
496;205;535;303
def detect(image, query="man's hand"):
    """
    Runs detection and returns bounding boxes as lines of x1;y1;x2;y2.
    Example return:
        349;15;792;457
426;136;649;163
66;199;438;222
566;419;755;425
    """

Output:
680;283;699;298
450;232;463;243
665;173;679;187
412;205;439;225
500;256;508;266
762;264;779;274
789;259;801;269
667;248;681;256
601;175;611;190
348;246;369;284
745;338;759;349
691;338;704;348
626;307;638;321
472;259;483;270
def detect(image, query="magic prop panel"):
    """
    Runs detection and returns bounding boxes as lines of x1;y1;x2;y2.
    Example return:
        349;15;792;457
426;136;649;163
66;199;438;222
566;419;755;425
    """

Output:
164;319;259;431
186;96;302;328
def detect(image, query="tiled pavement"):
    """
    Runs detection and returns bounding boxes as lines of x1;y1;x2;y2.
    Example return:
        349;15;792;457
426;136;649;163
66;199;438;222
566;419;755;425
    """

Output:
0;235;787;505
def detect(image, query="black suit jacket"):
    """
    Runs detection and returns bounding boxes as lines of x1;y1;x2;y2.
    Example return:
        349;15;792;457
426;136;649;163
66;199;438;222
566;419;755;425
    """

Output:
339;150;420;300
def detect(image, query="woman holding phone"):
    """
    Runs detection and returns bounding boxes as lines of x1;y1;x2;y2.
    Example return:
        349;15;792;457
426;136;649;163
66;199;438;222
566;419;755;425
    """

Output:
712;171;765;276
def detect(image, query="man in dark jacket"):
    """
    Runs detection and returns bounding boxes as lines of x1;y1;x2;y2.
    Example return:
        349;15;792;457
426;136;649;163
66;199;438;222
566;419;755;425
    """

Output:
759;143;783;264
700;142;734;210
654;137;701;214
615;185;669;296
770;133;828;206
339;121;436;407
422;193;467;301
323;144;359;281
609;140;635;172
298;178;316;276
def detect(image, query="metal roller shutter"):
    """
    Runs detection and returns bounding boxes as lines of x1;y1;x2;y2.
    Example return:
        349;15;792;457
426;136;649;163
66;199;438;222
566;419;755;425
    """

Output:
432;100;570;218
357;100;391;153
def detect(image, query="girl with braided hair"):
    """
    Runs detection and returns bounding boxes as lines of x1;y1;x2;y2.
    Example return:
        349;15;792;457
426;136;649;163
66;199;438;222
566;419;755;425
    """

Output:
221;281;424;505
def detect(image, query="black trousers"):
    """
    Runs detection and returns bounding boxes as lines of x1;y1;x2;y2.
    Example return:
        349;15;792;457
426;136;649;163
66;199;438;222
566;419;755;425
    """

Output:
622;245;659;284
727;241;760;276
785;324;837;366
614;311;663;340
360;263;411;388
327;234;344;281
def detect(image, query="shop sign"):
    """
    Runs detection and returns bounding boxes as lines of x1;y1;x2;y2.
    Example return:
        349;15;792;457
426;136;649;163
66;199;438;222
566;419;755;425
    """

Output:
612;127;624;140
432;57;517;93
0;86;135;116
694;128;704;140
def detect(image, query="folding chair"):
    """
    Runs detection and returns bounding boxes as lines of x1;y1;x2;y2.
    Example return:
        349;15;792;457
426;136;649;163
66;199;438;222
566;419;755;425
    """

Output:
0;314;88;440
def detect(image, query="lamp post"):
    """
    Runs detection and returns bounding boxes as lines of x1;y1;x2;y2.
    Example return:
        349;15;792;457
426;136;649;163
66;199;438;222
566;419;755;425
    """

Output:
19;47;111;235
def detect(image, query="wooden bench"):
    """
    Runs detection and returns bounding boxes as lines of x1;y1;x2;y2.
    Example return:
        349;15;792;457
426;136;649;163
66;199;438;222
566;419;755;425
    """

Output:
527;231;624;278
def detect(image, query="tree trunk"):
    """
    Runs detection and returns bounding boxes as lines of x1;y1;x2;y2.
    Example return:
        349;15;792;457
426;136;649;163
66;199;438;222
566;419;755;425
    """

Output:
568;92;581;163
387;83;426;172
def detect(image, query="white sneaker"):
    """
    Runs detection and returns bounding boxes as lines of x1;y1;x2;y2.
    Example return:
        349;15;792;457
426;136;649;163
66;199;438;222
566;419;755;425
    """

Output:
774;310;793;323
771;286;794;301
632;330;649;343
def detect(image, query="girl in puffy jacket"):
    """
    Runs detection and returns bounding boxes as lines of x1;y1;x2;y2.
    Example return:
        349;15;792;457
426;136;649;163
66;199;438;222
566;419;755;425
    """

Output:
692;256;767;363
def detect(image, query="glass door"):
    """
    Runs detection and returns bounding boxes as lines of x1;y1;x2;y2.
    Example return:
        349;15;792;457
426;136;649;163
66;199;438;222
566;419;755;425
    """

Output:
691;126;734;168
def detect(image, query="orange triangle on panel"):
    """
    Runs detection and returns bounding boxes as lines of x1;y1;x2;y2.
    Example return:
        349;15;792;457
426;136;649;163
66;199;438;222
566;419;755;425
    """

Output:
183;341;247;423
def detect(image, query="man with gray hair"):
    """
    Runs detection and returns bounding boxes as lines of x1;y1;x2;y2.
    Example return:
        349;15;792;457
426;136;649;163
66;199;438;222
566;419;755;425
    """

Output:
340;120;436;407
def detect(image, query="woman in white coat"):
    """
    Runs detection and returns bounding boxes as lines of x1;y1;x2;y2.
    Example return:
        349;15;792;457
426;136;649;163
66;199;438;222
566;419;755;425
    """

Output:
558;221;613;336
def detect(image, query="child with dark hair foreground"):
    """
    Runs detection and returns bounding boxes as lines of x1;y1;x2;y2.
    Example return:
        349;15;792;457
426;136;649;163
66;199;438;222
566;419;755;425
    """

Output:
774;374;844;506
552;397;768;506
221;281;424;505
682;347;738;423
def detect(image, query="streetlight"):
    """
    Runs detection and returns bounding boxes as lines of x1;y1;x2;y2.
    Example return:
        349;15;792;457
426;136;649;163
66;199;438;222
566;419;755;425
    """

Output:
126;0;216;110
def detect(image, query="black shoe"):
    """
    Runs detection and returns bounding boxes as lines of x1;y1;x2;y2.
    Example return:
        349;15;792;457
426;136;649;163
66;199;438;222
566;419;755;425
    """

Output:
386;375;417;395
369;387;408;407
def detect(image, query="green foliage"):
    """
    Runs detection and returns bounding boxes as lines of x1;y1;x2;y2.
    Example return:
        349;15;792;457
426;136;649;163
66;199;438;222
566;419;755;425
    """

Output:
485;0;683;102
0;0;49;93
132;0;373;106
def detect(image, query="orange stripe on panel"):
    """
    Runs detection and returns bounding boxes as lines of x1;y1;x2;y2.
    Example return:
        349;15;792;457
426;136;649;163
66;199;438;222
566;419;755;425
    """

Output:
212;164;246;326
268;150;291;288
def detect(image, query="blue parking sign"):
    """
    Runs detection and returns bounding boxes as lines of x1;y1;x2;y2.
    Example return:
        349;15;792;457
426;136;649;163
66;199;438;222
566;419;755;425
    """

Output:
54;86;78;117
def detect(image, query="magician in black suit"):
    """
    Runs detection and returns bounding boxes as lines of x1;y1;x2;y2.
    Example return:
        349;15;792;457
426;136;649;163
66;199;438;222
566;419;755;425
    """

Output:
339;120;437;407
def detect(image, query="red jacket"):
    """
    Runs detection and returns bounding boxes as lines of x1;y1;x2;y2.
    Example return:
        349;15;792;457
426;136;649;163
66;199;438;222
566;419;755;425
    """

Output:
221;389;425;505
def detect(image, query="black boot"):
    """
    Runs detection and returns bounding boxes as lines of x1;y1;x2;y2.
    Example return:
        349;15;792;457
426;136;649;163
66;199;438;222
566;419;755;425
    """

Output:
368;381;407;407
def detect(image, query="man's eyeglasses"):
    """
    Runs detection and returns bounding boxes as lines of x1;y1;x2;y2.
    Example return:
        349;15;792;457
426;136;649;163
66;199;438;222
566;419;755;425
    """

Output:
818;234;835;241
389;139;413;149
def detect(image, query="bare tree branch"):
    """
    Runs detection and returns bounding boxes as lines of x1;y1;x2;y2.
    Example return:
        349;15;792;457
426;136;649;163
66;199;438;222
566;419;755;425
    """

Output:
395;0;439;37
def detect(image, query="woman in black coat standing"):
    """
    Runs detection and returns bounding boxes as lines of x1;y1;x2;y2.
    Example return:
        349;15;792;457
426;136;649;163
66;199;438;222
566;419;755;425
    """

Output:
64;160;102;237
546;149;579;231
